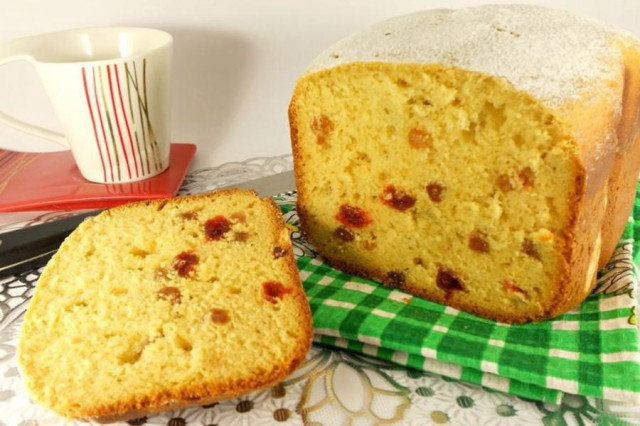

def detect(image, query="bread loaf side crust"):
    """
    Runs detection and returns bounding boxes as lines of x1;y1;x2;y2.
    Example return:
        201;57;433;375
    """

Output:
600;39;640;267
551;35;640;316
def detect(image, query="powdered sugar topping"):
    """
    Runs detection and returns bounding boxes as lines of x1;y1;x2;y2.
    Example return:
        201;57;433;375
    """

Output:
307;5;626;108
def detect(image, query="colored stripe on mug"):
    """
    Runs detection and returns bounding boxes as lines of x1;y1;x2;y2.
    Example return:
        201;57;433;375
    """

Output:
81;59;163;182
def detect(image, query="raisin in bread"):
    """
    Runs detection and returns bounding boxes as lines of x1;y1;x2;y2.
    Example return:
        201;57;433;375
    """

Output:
289;5;640;323
17;189;312;420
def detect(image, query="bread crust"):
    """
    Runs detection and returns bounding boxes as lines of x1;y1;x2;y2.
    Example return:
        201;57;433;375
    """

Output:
600;41;640;267
547;36;640;319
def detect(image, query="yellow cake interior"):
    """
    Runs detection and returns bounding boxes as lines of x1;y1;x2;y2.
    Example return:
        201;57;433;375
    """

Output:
18;191;309;418
292;63;584;322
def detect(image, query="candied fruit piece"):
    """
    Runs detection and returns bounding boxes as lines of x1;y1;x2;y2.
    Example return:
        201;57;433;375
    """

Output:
311;114;334;145
519;167;535;188
130;247;150;258
205;216;231;241
386;271;405;288
155;267;169;279
381;185;416;211
502;279;529;299
469;231;490;253
210;308;231;324
231;211;246;223
173;251;199;277
262;281;292;304
157;286;181;304
273;246;288;258
496;174;515;192
436;267;464;292
408;128;432;149
426;183;445;202
234;232;250;242
180;211;198;220
522;238;541;260
336;205;372;228
334;226;355;242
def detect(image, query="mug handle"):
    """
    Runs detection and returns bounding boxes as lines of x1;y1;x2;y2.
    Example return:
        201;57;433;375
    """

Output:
0;43;69;147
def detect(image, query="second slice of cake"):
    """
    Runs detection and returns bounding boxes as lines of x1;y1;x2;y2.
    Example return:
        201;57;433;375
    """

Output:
18;189;313;421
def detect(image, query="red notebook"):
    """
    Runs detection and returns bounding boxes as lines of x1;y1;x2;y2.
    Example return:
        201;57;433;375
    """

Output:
0;143;196;212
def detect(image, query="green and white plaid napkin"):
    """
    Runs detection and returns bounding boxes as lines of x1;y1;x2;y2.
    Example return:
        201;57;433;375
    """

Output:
274;185;640;405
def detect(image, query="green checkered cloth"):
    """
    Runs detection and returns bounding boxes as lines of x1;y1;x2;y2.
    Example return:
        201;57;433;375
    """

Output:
274;185;640;405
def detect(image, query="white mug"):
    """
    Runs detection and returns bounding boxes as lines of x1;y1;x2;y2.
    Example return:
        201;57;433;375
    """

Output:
0;27;173;184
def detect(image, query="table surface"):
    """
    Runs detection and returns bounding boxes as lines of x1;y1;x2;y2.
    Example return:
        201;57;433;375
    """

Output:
1;0;640;170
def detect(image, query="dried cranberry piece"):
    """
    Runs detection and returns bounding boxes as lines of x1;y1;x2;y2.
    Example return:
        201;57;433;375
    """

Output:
157;286;182;304
426;183;445;202
210;308;230;324
334;226;355;242
469;231;490;253
262;281;292;304
173;251;199;277
381;185;416;211
336;205;372;229
436;268;464;292
273;246;287;258
522;239;541;260
205;216;231;240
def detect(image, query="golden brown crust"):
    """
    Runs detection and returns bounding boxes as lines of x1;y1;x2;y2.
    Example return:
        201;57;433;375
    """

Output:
544;36;640;320
91;358;309;422
545;171;587;320
289;95;307;215
600;41;640;266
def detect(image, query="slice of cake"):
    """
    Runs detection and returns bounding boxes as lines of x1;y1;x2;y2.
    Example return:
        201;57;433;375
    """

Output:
17;189;313;420
289;5;640;323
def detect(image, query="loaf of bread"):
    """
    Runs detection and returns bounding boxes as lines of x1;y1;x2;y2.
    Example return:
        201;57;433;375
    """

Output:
289;5;640;323
17;189;313;420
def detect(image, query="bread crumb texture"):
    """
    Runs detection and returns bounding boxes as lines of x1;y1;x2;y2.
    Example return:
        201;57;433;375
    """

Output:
17;189;312;420
292;64;581;323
